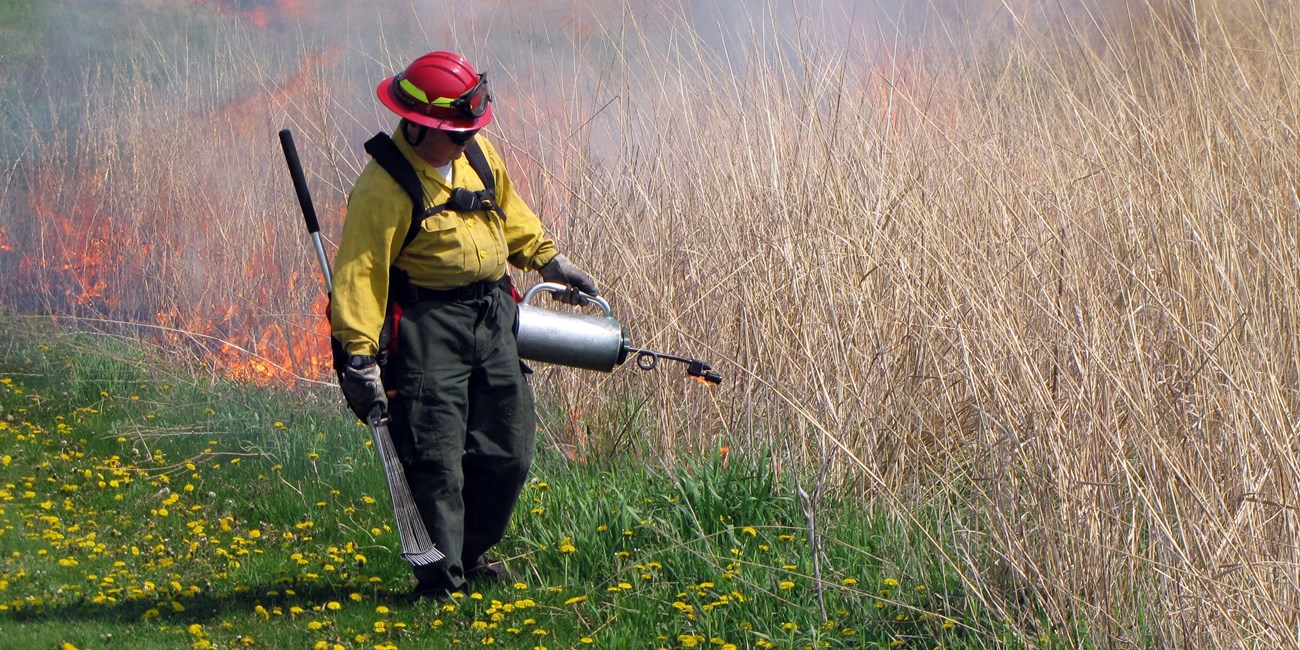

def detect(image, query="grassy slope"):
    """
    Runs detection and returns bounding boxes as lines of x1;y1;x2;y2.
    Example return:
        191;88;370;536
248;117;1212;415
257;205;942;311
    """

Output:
0;315;1028;649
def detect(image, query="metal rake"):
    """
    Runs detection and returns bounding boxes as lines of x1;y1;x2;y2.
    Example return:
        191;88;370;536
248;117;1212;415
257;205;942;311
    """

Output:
369;411;444;566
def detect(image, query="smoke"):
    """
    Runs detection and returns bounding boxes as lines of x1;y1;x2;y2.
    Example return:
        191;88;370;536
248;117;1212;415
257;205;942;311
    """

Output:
0;0;1202;383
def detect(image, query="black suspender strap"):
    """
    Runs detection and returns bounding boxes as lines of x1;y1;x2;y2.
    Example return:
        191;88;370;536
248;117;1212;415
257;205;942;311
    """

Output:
363;132;506;251
364;133;427;249
462;143;509;223
463;143;495;197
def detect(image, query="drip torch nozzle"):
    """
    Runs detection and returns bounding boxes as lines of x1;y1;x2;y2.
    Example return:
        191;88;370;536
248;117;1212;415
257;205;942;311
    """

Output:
628;347;722;384
688;360;723;385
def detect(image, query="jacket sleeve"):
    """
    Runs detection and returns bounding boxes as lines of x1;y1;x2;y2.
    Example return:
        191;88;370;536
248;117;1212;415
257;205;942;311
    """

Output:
330;163;412;357
479;139;559;271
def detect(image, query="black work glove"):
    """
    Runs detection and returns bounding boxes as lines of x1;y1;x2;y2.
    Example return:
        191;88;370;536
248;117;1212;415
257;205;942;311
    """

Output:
339;355;386;422
538;254;599;306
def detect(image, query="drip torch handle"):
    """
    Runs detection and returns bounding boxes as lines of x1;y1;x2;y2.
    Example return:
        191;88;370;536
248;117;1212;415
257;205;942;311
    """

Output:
522;282;611;317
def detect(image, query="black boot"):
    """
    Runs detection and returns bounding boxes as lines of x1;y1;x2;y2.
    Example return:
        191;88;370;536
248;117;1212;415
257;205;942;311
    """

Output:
464;555;519;584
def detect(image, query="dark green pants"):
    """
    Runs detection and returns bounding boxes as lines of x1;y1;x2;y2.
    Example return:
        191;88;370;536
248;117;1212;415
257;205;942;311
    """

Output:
387;285;534;592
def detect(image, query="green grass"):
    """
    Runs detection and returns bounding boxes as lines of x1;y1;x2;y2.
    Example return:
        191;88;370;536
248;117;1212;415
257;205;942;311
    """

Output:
0;315;1032;649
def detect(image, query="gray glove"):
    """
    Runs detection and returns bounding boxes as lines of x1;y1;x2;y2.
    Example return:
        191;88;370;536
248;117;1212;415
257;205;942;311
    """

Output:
340;355;386;422
538;254;599;305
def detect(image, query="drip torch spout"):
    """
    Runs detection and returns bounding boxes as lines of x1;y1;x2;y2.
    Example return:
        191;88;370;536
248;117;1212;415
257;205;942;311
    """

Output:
628;347;723;384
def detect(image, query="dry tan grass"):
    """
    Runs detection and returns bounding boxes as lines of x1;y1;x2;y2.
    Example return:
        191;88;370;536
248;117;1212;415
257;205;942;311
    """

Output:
2;0;1298;644
515;0;1300;645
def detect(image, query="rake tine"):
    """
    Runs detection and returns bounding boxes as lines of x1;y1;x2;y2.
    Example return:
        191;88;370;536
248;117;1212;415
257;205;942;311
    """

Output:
369;414;444;565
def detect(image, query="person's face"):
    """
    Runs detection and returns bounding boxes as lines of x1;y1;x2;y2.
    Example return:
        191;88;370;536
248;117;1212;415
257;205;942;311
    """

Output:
412;126;478;167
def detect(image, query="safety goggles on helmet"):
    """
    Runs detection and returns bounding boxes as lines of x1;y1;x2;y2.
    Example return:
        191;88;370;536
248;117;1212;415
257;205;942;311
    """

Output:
397;72;492;120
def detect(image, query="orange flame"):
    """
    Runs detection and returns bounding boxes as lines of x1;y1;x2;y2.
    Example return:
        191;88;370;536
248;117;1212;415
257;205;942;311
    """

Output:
192;0;313;29
16;169;144;311
0;39;344;387
217;47;339;135
153;292;332;387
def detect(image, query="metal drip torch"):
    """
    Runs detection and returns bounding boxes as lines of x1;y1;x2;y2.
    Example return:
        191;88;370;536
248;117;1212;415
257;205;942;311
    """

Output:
516;283;722;384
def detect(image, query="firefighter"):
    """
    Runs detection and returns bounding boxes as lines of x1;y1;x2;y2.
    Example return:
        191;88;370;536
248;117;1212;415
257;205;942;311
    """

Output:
330;50;598;600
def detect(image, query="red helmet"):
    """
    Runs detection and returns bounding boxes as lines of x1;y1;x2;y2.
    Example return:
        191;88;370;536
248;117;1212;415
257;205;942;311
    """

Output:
377;51;493;131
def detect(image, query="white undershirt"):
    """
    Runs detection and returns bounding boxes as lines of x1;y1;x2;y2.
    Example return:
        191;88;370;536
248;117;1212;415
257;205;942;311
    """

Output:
434;163;453;184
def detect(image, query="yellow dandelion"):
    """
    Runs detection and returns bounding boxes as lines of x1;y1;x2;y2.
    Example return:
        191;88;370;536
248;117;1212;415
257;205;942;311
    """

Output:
564;596;588;605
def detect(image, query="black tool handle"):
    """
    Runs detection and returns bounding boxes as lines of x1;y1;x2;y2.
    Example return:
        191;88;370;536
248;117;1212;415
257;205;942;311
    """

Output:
278;129;321;234
278;128;334;293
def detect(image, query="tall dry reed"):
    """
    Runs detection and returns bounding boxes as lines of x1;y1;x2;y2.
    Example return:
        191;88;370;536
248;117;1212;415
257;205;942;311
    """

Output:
515;0;1300;645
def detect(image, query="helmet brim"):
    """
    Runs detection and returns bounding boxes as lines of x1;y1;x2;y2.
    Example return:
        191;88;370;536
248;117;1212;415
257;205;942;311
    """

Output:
376;75;493;131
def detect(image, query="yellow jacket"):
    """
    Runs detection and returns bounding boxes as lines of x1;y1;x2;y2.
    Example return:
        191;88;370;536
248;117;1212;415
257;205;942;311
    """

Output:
331;128;558;356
